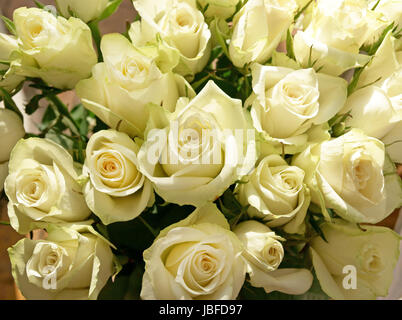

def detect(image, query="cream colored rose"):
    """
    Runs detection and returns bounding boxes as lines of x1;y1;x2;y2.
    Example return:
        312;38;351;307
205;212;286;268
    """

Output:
293;129;402;224
12;7;97;89
0;33;25;93
131;0;211;78
8;224;116;300
76;33;195;138
5;138;91;234
236;155;310;234
138;80;257;207
341;32;402;163
229;0;298;68
83;130;154;224
56;0;110;23
366;0;402;45
0;108;25;192
248;64;346;154
294;0;381;76
234;220;313;295
198;0;240;19
141;203;246;300
310;220;401;300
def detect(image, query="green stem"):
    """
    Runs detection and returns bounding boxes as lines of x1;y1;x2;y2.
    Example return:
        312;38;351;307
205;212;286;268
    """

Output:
0;221;10;226
46;94;81;135
138;216;159;237
89;21;103;62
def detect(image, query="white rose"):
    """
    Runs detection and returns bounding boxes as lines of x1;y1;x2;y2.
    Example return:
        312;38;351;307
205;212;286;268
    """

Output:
131;0;211;78
294;0;380;76
141;203;246;300
76;33;195;138
248;64;347;154
8;223;116;300
229;0;298;68
83;130;154;225
12;7;97;89
341;32;402;163
234;220;313;295
0;108;25;191
198;0;240;20
0;33;25;93
0;109;25;164
138;80;257;207
236;155;310;234
293;129;402;224
5;138;91;234
56;0;110;23
366;0;402;45
310;220;401;300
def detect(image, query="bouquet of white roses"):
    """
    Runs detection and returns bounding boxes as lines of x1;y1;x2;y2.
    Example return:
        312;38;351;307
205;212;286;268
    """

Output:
1;0;401;300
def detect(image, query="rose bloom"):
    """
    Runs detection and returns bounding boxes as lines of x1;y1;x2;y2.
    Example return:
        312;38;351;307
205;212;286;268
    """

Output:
229;0;298;68
131;0;211;78
12;7;97;89
234;220;313;295
293;0;382;76
0;109;25;192
76;33;195;138
5;138;91;234
8;224;116;300
247;64;347;154
56;0;109;23
310;220;401;300
0;33;25;93
341;32;402;164
141;203;246;300
293;129;402;224
236;155;310;234
83;129;154;224
138;80;257;207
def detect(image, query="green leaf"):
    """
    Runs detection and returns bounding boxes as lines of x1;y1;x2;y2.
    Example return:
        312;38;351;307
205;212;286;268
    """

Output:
362;22;395;56
123;264;144;300
25;94;44;115
0;88;23;120
34;0;46;9
1;16;16;36
308;213;328;243
294;0;313;23
347;58;372;96
97;0;123;21
286;29;296;61
210;19;230;59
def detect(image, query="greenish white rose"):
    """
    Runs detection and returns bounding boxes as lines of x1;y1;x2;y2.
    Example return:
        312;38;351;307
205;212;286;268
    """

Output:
229;0;298;68
236;155;310;234
310;220;401;300
234;220;313;295
294;0;381;76
293;129;402;224
0;33;25;93
198;0;240;19
12;7;97;89
342;32;402;163
76;33;195;138
56;0;110;23
141;203;246;300
83;129;155;225
138;80;257;207
8;223;116;300
131;0;211;78
247;64;347;154
0;108;25;192
5;138;91;234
